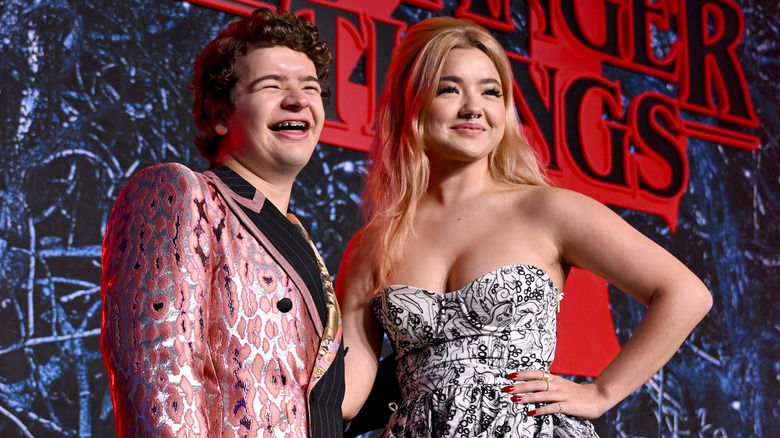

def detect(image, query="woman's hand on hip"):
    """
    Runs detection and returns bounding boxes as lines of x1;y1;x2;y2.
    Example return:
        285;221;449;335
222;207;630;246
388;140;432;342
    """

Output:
503;369;608;419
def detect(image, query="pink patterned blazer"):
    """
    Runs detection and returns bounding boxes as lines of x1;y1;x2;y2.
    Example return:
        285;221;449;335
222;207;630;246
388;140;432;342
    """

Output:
101;163;344;437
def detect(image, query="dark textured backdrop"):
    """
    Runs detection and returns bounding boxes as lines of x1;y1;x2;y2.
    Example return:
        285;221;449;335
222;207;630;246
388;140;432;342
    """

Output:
0;0;777;437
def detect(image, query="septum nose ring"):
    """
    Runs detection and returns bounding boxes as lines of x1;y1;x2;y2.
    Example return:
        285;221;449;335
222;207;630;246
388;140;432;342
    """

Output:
464;113;482;119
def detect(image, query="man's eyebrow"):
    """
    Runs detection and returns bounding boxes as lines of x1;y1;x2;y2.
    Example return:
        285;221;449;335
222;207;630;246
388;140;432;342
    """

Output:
248;74;283;88
439;75;501;86
247;74;320;88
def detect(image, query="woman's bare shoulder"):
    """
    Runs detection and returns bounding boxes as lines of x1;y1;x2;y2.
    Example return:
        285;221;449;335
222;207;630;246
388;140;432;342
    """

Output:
501;185;619;244
343;226;379;262
503;184;582;214
336;227;380;302
510;184;603;212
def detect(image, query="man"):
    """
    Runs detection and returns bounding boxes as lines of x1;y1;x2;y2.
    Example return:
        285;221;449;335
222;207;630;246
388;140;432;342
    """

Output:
100;8;344;437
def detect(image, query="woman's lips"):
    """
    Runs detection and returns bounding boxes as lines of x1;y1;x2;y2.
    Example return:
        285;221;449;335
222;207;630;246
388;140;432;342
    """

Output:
452;123;486;135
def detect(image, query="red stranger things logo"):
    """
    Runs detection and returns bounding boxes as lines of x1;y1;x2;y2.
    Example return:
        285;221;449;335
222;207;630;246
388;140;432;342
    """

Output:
186;0;758;377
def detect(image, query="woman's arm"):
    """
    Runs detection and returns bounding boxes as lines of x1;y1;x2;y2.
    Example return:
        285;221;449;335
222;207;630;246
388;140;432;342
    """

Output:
507;187;712;418
336;231;386;420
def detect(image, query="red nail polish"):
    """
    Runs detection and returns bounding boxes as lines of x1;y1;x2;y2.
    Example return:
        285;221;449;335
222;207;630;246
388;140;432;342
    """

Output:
511;395;522;402
528;409;537;416
502;385;514;393
506;372;518;379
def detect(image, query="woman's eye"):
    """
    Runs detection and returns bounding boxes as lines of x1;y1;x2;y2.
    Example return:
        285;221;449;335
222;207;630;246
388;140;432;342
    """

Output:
436;86;458;96
484;88;503;97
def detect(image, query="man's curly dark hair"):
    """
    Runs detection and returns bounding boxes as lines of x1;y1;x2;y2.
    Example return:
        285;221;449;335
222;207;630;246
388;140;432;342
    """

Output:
191;8;332;162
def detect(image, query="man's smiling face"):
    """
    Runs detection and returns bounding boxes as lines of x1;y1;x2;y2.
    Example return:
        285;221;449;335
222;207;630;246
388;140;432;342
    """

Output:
214;45;325;176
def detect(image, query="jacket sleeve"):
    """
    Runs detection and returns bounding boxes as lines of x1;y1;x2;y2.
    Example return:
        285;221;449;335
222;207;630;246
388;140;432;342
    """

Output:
100;164;218;437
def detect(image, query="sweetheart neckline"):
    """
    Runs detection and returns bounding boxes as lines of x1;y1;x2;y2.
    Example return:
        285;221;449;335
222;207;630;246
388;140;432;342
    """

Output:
381;263;560;297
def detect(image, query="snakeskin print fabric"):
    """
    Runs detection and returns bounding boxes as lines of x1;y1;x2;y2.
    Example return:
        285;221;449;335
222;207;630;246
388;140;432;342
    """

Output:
101;163;328;437
373;264;598;437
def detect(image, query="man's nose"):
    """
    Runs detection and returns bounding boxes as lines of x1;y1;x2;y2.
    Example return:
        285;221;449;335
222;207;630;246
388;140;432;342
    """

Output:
281;88;309;110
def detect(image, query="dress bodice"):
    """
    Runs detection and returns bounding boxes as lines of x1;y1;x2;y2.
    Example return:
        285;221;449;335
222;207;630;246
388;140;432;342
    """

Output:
372;264;598;437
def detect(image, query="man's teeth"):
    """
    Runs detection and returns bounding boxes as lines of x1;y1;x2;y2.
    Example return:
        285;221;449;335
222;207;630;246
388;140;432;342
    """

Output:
273;121;307;130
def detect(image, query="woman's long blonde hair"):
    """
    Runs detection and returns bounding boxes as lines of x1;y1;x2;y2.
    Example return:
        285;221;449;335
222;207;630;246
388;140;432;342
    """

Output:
362;16;548;292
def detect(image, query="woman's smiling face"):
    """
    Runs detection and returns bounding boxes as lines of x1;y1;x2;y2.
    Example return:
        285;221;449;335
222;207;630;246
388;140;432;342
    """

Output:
423;47;506;165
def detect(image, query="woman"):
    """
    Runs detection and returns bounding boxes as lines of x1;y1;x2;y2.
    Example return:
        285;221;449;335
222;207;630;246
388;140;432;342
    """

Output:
336;16;711;437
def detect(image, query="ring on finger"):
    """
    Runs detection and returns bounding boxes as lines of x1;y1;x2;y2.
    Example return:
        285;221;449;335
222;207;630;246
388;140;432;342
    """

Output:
541;370;552;381
544;380;551;391
556;402;563;413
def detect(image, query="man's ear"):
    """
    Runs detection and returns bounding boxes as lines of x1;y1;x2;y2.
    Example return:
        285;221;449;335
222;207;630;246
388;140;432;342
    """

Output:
204;99;229;136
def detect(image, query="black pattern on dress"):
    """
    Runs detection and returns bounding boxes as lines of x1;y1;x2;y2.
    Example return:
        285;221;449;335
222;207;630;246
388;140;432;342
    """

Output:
373;264;599;437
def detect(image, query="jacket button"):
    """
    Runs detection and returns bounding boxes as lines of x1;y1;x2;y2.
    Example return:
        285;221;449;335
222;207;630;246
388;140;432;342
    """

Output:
277;298;293;312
